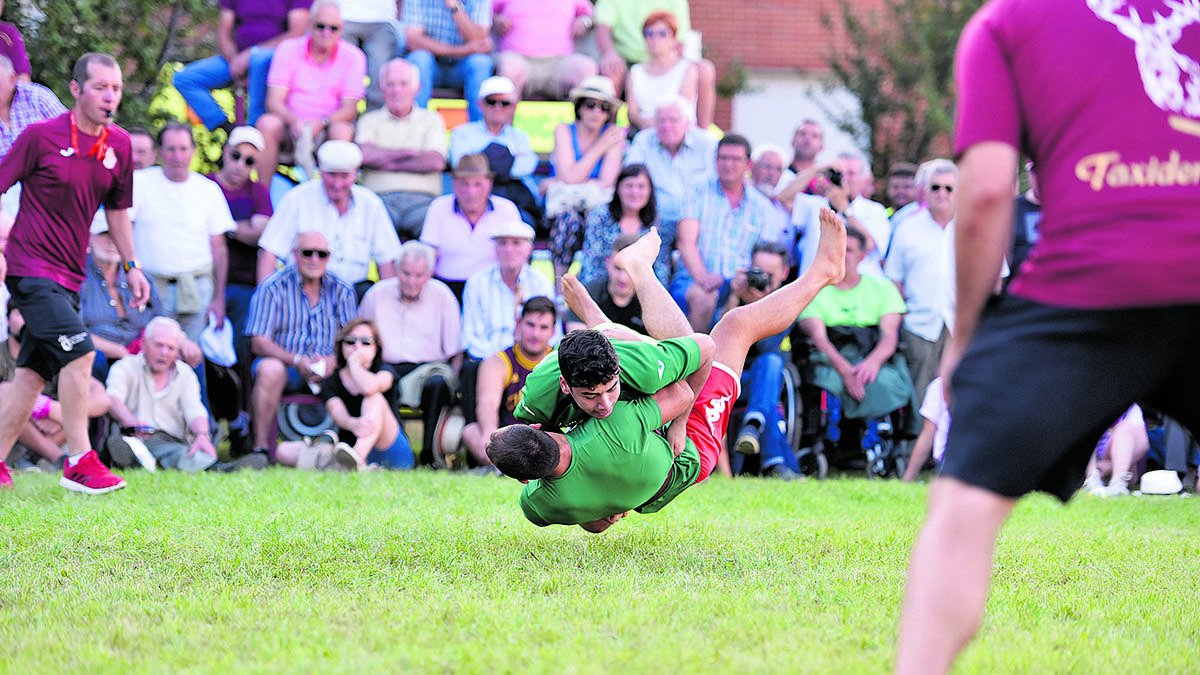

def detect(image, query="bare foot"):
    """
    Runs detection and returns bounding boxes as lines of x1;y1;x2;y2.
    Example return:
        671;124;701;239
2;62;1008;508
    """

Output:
611;227;661;272
561;274;610;328
814;208;847;285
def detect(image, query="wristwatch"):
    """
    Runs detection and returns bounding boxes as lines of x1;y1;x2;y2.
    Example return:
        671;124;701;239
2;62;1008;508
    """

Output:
123;259;142;273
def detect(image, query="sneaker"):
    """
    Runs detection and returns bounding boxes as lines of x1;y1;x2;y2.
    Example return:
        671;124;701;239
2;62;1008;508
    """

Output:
1083;471;1106;496
734;423;761;455
60;450;126;495
312;430;339;448
334;442;364;471
1104;472;1132;497
0;460;12;488
209;453;270;473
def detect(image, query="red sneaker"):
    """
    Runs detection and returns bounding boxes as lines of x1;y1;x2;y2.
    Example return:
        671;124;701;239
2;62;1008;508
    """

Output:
0;460;12;489
60;450;126;495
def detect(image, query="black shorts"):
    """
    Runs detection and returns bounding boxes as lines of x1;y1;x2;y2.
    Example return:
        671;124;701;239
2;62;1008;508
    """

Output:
942;295;1200;502
6;276;95;382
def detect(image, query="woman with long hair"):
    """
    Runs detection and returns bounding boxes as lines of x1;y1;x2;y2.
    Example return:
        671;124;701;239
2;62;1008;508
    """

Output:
575;163;673;285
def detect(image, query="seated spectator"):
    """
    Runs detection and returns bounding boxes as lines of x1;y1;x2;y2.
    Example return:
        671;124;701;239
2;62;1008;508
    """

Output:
130;122;235;341
81;223;203;383
625;11;697;132
492;0;598;100
623;96;714;234
674;133;789;331
402;0;494;122
0;5;30;82
0;55;66;159
571;164;671;285
544;75;626;273
564;232;645;333
257;140;402;299
728;241;801;480
461;296;556;469
339;0;399;111
797;226;914;426
356;58;448;241
246;231;357;458
256;0;366;179
418;153;522;299
358;241;462;465
127;127;157;171
1083;404;1150;497
320;318;415;471
448;76;541;227
104;317;265;473
886;161;920;224
172;0;308;132
750;143;787;206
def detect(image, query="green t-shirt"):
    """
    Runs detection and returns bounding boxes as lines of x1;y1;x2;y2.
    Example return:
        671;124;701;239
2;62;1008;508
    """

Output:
519;396;701;526
514;336;701;432
593;0;692;64
799;275;907;326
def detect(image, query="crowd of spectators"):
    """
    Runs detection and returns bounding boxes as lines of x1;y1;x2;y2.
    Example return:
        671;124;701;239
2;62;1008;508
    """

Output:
1;2;1195;493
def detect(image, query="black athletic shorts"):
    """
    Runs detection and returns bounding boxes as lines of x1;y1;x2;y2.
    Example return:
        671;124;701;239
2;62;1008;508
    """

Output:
941;294;1200;502
6;276;95;382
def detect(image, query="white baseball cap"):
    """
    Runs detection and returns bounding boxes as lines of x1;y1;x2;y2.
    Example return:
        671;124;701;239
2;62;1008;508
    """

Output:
226;126;265;151
478;76;516;100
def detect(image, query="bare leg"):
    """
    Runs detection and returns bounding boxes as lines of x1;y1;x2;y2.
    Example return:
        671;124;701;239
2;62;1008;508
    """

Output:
710;208;846;378
354;393;399;460
561;274;611;329
252;358;287;450
461;422;488;465
611;228;692;339
58;353;96;456
896;477;1016;674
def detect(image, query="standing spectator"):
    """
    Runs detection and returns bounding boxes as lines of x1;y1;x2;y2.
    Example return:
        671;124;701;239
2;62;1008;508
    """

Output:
0;55;65;159
402;0;494;122
256;0;366;180
886;161;919;224
257;140;402;297
674;133;788;331
172;0;309;131
418;153;522;299
339;0;399;112
0;1;30;82
245;230;357;458
358;241;462;465
127;127;157;171
356;58;448;241
0;53;148;493
492;0;597;100
625;11;697;132
449;76;540;227
130;122;235;341
623;95;714;234
885;158;957;409
776;119;824;193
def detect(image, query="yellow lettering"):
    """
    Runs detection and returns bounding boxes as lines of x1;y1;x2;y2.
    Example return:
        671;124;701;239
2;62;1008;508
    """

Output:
1076;149;1200;190
1076;151;1119;191
1106;162;1130;187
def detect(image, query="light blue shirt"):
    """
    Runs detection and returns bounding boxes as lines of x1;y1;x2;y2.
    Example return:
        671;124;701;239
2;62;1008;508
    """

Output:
461;263;557;359
449;121;539;197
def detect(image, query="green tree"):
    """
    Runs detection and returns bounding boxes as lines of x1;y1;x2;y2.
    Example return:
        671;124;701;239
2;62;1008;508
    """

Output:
4;0;218;128
822;0;987;177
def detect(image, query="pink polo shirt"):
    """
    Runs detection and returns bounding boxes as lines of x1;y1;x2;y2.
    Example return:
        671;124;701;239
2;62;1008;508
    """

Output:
267;35;366;121
493;0;592;57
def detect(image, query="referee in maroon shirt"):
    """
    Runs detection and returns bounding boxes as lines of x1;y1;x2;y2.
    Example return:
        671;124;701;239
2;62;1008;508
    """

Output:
0;53;150;494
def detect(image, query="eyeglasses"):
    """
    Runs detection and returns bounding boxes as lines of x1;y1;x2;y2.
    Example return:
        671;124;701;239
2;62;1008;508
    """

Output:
929;184;954;193
229;150;256;167
342;336;375;346
581;99;613;113
298;248;331;259
483;97;513;108
313;22;341;32
643;28;672;38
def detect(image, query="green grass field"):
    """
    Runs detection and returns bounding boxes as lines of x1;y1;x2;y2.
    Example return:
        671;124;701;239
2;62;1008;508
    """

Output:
3;470;1198;673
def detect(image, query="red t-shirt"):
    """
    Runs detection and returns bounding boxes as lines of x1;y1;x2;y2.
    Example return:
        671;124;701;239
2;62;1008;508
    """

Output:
955;0;1200;308
0;113;133;291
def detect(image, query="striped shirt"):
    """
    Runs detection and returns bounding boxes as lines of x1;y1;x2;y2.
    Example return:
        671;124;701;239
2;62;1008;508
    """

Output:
684;177;788;279
624;127;715;224
0;81;65;160
461;263;556;359
244;266;357;357
400;0;491;46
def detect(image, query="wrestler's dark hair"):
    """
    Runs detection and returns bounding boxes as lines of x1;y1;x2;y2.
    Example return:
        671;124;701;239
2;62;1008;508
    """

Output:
487;425;561;481
557;329;619;389
72;53;119;85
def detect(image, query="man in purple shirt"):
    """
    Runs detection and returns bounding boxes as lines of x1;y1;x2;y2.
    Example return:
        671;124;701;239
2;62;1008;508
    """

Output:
0;53;150;494
172;0;309;131
897;2;1200;671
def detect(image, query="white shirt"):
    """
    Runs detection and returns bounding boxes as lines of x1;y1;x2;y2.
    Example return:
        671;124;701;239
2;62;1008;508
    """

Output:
884;207;950;342
130;167;235;275
848;195;892;276
259;180;402;285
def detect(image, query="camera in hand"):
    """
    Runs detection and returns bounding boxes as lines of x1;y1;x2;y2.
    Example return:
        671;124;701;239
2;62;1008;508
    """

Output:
823;167;843;187
746;267;771;292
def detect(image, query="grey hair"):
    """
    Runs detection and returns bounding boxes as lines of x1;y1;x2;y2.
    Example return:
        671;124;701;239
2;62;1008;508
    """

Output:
752;143;786;164
310;0;341;14
397;240;436;269
144;316;182;343
0;56;13;77
653;95;696;125
837;150;871;177
915;158;958;189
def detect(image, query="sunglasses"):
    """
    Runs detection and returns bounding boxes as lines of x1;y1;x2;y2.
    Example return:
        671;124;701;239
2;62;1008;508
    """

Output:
929;184;954;193
581;99;613;113
342;336;375;346
299;248;331;259
484;97;513;108
229;149;256;167
313;22;341;32
643;28;672;38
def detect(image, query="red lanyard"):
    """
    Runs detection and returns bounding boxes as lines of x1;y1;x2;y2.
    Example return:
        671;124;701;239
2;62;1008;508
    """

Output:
68;111;110;161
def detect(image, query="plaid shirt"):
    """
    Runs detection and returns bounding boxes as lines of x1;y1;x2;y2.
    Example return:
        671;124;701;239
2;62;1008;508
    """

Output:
624;127;715;224
245;266;357;357
401;0;491;47
684;177;788;279
0;82;66;160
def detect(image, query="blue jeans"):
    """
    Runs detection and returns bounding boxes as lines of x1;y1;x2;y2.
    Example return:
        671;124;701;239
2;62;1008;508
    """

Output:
225;283;256;367
738;352;800;473
173;48;274;129
404;50;493;121
342;20;399;111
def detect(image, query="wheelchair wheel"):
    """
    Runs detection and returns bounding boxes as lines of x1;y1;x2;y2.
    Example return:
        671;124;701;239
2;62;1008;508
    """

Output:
797;446;828;479
780;361;802;449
